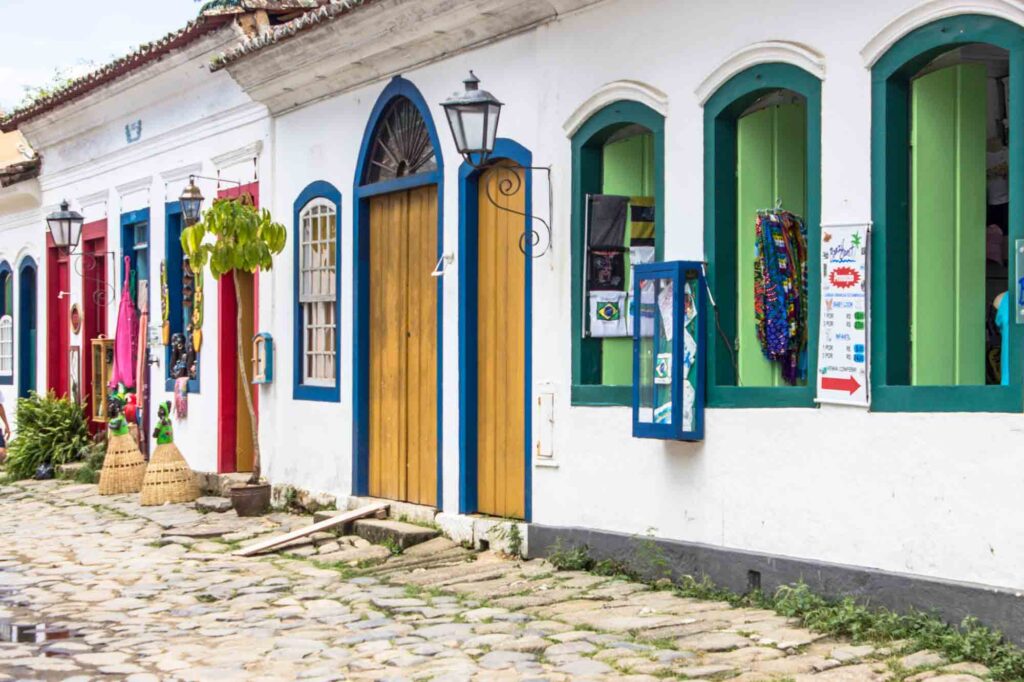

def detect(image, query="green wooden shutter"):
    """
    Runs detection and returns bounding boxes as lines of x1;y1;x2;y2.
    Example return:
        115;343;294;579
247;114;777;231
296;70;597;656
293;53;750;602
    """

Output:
736;101;807;387
911;63;986;386
600;132;654;386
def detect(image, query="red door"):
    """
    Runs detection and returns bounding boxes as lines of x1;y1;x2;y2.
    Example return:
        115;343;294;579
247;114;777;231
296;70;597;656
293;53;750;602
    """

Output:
81;222;107;431
46;237;70;398
217;182;260;473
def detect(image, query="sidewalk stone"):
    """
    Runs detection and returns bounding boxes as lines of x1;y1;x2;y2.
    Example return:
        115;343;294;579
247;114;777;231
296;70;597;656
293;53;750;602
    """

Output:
0;479;990;682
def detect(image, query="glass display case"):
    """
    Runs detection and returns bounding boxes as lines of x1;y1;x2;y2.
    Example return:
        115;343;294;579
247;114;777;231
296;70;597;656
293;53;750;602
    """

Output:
632;261;705;441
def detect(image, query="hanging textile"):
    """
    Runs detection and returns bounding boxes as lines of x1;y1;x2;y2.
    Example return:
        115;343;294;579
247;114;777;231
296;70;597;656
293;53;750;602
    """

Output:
587;195;629;248
754;210;808;385
109;257;138;389
629;197;655;245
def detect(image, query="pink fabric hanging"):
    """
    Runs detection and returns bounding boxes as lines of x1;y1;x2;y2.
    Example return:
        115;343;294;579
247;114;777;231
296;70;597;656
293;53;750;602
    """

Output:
109;257;137;389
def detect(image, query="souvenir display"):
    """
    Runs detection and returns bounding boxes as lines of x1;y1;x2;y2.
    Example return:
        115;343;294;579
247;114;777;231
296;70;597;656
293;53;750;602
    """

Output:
97;415;147;495
589;291;628;337
140;401;199;506
754;209;808;385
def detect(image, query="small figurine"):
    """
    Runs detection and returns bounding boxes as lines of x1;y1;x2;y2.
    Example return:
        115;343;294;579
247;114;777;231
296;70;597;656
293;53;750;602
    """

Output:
169;332;188;379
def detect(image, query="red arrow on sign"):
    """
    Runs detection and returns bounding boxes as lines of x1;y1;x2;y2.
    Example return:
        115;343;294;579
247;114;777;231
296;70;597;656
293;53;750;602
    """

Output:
822;375;861;394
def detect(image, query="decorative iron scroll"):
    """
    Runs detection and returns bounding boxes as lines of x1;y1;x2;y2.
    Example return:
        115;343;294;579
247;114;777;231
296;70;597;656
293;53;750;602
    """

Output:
482;163;552;259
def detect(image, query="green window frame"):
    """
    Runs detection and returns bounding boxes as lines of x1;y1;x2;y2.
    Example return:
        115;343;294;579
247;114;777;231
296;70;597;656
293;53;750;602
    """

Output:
703;63;822;408
570;100;664;406
871;14;1024;412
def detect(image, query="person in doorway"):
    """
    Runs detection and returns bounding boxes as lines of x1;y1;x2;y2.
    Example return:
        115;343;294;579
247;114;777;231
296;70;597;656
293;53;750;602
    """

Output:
0;389;10;465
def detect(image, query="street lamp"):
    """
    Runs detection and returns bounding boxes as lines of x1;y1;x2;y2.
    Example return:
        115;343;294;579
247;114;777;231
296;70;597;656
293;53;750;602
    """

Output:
440;71;503;168
45;200;85;254
179;176;205;227
440;72;553;258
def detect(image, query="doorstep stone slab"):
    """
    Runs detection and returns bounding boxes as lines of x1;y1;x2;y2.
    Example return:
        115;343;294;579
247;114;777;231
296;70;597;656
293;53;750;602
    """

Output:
353;519;439;550
195;497;233;514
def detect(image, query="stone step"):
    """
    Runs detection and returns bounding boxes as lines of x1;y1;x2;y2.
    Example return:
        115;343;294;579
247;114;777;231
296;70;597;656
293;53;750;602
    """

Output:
352;518;439;551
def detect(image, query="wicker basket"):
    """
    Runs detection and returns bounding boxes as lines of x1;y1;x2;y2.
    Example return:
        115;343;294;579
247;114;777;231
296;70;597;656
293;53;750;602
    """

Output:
139;442;199;506
97;431;147;495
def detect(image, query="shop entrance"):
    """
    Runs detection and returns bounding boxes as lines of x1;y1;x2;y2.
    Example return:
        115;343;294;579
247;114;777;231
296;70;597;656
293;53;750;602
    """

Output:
909;47;1008;385
81;223;107;433
474;162;526;519
367;186;438;506
46;239;69;398
18;258;36;399
218;270;256;473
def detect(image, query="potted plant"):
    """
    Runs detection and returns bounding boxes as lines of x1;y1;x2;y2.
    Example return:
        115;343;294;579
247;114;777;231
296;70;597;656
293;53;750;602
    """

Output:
180;194;286;516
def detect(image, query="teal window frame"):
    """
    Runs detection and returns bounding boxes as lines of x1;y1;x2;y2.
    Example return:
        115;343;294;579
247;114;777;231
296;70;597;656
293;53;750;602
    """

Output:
570;100;664;407
871;14;1024;412
703;63;822;408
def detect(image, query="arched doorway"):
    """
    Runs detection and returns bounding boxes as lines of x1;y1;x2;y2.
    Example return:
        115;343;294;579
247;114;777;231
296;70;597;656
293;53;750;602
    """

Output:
871;15;1024;412
18;257;36;399
458;139;533;521
353;77;444;507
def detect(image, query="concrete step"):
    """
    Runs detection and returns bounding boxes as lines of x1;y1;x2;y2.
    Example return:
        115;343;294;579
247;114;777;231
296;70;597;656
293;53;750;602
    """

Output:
353;518;439;551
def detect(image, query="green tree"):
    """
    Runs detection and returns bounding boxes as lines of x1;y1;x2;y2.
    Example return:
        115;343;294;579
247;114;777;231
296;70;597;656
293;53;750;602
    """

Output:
180;195;286;484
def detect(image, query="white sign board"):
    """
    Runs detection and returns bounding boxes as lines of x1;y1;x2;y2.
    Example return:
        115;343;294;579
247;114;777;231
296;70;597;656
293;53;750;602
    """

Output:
816;224;869;406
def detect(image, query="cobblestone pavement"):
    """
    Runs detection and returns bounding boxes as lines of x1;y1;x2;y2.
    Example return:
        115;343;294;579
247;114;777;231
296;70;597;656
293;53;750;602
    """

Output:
0;480;993;681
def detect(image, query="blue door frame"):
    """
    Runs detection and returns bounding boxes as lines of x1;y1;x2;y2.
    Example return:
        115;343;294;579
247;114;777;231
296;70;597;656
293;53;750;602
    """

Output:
17;256;37;399
458;139;533;521
352;76;445;507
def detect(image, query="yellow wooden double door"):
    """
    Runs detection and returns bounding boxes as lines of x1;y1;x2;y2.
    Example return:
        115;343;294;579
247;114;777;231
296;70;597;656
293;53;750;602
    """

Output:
475;164;526;519
369;186;438;506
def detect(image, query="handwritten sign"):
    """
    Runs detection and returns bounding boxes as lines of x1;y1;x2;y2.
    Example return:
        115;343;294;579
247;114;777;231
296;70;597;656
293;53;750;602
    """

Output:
816;224;869;406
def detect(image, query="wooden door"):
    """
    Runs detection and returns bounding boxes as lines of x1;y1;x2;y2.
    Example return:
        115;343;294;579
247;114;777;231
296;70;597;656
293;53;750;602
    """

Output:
82;233;107;432
911;63;986;385
476;165;526;519
47;243;70;398
736;99;807;386
218;270;256;473
18;263;36;400
368;186;437;506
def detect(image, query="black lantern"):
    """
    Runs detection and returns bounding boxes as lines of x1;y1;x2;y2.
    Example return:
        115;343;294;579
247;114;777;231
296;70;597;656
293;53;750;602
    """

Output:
45;200;85;253
179;175;205;227
441;71;503;166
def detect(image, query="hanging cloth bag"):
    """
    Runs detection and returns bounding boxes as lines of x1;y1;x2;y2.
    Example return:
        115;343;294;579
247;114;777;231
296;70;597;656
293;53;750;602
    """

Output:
109;257;138;389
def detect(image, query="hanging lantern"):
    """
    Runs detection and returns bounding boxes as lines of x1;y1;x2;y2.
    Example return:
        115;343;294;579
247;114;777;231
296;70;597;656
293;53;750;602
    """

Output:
45;200;85;253
440;71;503;167
179;176;205;227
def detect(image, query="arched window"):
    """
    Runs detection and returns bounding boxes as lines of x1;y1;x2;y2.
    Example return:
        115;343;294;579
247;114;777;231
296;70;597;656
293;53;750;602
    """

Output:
871;15;1024;412
703;63;822;407
293;181;341;402
569;100;664;406
364;97;437;184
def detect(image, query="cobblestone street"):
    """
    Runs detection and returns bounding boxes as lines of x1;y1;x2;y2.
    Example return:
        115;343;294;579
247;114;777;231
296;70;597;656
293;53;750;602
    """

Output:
0;481;992;681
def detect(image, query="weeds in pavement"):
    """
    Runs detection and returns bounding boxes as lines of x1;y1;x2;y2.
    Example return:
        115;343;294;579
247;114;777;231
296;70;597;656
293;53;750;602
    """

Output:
544;536;1024;680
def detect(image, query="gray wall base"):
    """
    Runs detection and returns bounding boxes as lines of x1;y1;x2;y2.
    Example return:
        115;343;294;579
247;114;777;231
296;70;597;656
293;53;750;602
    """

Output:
528;524;1024;646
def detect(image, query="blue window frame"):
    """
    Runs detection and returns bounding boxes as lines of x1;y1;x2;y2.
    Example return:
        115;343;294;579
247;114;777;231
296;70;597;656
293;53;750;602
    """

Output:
120;208;150;293
164;203;200;393
293;180;341;402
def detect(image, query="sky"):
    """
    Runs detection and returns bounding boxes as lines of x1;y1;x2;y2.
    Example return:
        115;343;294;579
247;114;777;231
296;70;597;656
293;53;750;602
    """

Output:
0;0;202;112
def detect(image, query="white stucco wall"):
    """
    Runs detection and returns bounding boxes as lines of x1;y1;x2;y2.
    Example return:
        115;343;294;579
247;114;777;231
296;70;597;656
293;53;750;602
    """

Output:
19;31;272;476
257;0;1024;592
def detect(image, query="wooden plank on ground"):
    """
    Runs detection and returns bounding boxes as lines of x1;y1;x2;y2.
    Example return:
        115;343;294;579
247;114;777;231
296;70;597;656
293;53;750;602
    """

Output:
233;502;389;557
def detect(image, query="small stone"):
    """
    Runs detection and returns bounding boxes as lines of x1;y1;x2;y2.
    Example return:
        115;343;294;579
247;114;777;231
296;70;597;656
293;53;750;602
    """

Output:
557;659;613;675
195;496;233;513
478;651;535;670
831;644;876;663
941;662;990;676
901;650;947;669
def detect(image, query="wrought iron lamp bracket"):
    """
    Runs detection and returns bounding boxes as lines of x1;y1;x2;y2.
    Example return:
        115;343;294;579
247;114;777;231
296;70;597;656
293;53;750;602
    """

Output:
467;159;553;259
71;249;118;306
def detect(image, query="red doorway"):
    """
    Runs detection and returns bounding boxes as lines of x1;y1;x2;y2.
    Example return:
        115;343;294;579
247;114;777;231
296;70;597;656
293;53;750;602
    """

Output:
217;182;260;474
46;236;70;398
81;222;107;432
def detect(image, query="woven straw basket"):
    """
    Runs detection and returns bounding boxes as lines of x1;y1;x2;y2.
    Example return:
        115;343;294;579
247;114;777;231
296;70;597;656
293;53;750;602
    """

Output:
139;442;199;506
97;431;147;495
